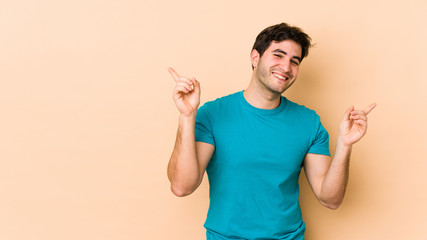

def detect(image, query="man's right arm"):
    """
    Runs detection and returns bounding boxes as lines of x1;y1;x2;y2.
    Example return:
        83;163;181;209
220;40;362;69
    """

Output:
167;67;214;197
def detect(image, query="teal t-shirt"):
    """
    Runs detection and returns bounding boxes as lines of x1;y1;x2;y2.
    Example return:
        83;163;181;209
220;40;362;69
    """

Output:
195;91;330;240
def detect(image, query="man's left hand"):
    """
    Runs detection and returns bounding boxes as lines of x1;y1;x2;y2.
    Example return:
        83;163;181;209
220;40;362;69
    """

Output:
338;103;376;146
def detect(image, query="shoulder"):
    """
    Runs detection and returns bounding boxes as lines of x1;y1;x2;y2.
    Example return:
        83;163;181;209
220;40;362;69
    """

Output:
285;98;318;118
196;91;241;127
285;99;329;142
199;91;241;111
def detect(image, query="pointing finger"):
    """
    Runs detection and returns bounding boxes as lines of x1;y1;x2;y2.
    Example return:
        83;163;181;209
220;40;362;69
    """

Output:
363;103;377;115
168;67;180;82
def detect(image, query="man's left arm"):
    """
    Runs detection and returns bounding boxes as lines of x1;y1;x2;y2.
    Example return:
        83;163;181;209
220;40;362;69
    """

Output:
303;103;376;210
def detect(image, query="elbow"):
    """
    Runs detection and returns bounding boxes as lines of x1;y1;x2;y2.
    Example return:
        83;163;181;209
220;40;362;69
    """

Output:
325;202;341;210
167;168;201;197
170;183;195;197
320;199;342;210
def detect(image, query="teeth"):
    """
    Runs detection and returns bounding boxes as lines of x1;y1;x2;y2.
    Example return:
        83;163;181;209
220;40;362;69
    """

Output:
273;73;287;80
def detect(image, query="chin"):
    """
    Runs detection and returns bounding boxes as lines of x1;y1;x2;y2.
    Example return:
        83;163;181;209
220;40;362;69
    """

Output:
268;87;287;95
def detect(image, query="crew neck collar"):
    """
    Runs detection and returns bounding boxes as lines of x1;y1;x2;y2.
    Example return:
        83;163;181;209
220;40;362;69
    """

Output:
239;90;287;115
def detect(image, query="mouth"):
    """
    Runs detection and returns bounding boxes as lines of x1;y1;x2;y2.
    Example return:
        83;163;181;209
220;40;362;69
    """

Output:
272;71;291;81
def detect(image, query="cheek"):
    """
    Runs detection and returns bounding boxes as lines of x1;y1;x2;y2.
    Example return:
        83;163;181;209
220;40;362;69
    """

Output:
292;66;299;76
270;59;282;66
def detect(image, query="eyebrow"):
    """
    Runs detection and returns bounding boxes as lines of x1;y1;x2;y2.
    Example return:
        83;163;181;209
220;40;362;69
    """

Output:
272;49;302;62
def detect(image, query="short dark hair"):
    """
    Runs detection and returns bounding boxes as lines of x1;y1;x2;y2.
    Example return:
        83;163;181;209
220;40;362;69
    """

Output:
252;22;312;62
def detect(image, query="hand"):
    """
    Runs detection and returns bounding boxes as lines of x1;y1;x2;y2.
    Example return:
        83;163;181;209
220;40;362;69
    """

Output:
168;67;201;117
338;103;376;146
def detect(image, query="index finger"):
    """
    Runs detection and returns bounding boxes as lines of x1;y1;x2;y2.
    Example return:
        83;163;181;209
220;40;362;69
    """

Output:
168;67;180;82
363;103;377;115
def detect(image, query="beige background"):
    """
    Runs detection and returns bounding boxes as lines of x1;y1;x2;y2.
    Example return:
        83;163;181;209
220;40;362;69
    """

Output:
1;0;426;239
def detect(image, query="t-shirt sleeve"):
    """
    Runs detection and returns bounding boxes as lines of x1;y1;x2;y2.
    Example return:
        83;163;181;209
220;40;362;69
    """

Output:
307;116;331;156
195;103;215;146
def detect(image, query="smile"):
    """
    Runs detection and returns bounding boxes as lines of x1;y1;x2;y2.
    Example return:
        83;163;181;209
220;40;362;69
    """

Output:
272;72;290;81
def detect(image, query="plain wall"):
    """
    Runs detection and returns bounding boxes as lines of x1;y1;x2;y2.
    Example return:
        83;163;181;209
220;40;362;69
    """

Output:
1;0;426;239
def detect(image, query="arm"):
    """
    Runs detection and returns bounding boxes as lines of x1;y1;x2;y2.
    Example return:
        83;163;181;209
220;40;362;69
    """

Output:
167;67;215;197
303;103;376;209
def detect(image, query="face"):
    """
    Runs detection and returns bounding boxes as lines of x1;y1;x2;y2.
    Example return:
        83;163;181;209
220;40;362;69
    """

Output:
251;40;302;94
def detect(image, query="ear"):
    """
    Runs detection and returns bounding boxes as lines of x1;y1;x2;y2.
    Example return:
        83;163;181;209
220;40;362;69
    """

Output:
250;49;260;69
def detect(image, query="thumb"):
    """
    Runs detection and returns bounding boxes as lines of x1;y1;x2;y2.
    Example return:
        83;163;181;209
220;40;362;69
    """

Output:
192;77;201;94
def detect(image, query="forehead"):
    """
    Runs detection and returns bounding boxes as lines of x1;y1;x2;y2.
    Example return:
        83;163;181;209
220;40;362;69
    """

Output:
266;40;302;58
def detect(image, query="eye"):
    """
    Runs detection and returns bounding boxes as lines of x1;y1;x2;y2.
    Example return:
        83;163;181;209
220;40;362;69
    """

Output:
291;60;300;66
273;54;282;58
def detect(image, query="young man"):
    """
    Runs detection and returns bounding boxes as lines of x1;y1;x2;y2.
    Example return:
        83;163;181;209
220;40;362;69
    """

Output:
167;23;376;240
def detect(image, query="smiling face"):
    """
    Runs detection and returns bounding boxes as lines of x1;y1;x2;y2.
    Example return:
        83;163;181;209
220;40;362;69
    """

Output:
251;39;302;95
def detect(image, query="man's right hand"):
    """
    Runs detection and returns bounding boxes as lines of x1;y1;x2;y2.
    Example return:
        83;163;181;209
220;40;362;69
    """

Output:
168;67;200;117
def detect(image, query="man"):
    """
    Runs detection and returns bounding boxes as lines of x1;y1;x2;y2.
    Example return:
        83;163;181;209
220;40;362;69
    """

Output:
167;23;376;240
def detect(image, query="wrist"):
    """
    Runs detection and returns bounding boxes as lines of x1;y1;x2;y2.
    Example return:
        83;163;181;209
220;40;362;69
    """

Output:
179;112;197;121
336;137;353;150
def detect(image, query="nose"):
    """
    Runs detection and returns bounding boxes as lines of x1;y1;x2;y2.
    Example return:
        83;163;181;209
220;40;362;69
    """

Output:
279;59;291;72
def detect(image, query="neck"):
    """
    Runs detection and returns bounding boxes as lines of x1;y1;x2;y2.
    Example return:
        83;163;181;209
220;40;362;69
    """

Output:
243;76;282;109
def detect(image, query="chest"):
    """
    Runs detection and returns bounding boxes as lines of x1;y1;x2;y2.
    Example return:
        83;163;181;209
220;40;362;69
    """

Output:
210;111;313;174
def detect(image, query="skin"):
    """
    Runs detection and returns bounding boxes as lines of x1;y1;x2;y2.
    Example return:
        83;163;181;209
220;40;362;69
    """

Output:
244;40;302;109
167;39;376;209
167;68;213;197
